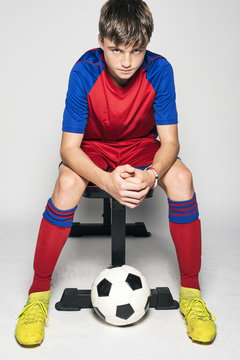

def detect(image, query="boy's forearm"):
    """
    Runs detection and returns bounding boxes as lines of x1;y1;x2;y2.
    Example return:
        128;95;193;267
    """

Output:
60;147;109;189
151;141;180;180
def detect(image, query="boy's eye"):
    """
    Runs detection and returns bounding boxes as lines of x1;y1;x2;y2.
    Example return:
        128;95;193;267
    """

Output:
112;48;142;54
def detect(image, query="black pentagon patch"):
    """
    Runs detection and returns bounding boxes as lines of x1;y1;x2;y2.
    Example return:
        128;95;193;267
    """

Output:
145;295;151;312
116;304;134;320
97;278;112;297
126;273;142;290
94;306;105;320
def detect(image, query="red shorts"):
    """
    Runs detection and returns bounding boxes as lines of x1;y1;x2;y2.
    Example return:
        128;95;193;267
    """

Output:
80;136;160;171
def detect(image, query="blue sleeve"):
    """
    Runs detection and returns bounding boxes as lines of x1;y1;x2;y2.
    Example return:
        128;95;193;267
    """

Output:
62;70;89;133
153;63;178;125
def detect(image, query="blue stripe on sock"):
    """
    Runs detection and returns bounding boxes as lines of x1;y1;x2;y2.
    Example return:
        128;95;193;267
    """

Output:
168;193;199;224
169;204;198;215
169;209;199;224
168;193;196;204
43;198;77;228
48;197;77;213
168;200;197;210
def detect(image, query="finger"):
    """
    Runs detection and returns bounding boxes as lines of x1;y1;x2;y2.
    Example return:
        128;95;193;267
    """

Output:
125;164;135;172
120;171;133;179
120;199;139;209
121;192;148;207
119;164;135;174
121;187;149;199
121;183;147;193
123;176;142;184
122;179;148;190
121;195;147;208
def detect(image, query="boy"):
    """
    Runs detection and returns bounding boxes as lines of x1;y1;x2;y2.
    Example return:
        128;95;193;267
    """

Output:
15;0;216;346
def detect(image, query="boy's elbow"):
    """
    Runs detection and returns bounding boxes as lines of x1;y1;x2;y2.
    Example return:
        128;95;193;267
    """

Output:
60;146;70;163
60;132;84;160
176;141;180;154
164;139;180;153
60;145;66;160
60;148;64;161
167;139;180;157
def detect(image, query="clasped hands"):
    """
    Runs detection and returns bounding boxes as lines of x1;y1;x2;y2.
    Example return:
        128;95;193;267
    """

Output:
105;164;155;209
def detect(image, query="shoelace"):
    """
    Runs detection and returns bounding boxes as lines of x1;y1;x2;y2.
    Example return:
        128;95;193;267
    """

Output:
184;298;216;322
18;301;49;324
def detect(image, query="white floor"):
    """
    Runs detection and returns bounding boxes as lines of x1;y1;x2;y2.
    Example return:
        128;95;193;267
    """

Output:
0;219;239;359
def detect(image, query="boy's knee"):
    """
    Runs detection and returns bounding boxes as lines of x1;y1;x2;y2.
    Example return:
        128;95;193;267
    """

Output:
163;166;193;194
176;167;193;190
57;171;81;193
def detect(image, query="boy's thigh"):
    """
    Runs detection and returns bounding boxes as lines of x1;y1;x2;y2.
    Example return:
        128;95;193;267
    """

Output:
58;156;109;188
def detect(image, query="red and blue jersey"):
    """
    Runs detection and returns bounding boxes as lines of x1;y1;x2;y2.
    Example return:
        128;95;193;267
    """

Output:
62;48;178;142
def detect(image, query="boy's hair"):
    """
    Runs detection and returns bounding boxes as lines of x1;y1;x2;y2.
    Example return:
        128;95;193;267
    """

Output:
99;0;154;48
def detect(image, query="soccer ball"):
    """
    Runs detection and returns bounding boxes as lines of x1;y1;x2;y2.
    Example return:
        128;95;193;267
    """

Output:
91;264;151;326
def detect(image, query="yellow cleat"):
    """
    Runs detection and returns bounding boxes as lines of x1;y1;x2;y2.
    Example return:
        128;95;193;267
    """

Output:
179;286;216;344
15;290;50;347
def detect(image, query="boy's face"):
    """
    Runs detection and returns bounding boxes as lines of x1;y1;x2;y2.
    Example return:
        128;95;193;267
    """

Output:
98;35;147;88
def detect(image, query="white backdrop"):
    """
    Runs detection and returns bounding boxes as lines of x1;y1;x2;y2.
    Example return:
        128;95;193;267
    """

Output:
1;1;240;358
1;0;239;232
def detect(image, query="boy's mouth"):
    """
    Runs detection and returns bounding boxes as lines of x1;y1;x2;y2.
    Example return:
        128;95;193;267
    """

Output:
119;69;132;73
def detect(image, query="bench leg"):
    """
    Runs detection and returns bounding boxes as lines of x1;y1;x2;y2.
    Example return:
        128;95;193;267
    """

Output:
111;198;126;266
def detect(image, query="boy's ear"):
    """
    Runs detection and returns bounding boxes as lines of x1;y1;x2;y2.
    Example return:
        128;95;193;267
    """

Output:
98;34;104;50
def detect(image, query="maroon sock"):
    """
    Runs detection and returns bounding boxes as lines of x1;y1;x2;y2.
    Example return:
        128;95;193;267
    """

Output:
169;219;202;290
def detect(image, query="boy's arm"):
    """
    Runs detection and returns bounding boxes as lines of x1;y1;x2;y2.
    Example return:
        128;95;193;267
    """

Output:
60;132;150;208
123;124;180;188
146;124;180;183
142;60;179;184
60;131;108;188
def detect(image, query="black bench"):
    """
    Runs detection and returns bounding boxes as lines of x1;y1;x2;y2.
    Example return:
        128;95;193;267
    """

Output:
55;184;178;312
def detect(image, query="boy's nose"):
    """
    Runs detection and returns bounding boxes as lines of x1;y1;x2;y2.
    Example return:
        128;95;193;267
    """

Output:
121;54;132;68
